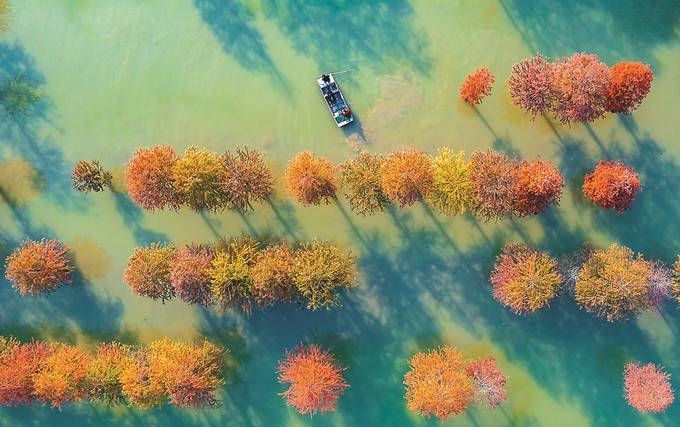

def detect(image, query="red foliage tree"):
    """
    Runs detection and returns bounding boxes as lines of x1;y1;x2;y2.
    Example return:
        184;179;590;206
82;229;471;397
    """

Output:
465;357;508;408
552;53;610;124
624;362;674;413
404;346;476;420
0;338;52;405
508;54;558;118
125;145;179;211
512;159;564;216
277;345;348;415
582;160;642;213
469;150;517;222
459;66;495;105
169;244;215;306
5;239;73;296
606;61;654;114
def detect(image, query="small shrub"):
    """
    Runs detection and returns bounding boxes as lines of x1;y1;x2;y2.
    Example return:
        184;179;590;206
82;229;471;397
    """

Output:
460;66;495;105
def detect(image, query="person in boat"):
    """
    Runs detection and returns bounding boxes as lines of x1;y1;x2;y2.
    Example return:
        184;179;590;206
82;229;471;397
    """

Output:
342;107;351;118
327;92;336;103
322;74;331;83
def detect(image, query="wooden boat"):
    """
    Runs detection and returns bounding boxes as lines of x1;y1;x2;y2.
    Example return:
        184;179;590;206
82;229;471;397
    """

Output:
317;73;354;127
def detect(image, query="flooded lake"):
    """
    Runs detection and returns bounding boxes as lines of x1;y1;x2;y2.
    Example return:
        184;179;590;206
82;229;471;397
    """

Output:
1;1;679;426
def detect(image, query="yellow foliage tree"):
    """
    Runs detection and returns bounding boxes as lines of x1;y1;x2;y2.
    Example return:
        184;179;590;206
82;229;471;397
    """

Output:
172;146;228;212
427;148;474;216
575;244;653;321
207;236;259;312
293;241;356;310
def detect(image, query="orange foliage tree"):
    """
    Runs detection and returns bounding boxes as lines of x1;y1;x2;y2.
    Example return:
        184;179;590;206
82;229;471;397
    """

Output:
552;53;611;124
250;242;297;307
574;244;653;321
219;148;274;212
379;149;433;207
147;338;225;408
465;356;508;408
284;151;338;206
469;150;517;222
582;160;642;213
119;348;168;409
460;66;495;105
490;244;562;314
0;338;52;405
404;346;476;420
512;159;564;216
85;342;132;405
277;344;348;415
124;243;176;302
5;239;74;296
32;344;92;409
169;244;215;306
606;61;654;114
624;362;674;413
125;145;179;211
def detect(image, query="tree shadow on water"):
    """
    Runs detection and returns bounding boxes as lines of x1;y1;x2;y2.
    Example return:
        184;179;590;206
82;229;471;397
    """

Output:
193;0;290;93
0;42;88;213
261;0;432;75
499;0;680;70
110;190;169;246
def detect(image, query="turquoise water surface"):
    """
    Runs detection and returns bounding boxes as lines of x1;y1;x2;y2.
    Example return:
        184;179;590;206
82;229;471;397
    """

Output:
1;1;680;426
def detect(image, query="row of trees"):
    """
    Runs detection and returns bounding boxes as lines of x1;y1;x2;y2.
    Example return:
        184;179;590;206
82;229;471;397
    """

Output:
276;344;507;420
0;336;225;409
288;149;643;218
118;144;642;217
461;54;654;123
490;242;680;321
124;237;356;312
125;146;274;212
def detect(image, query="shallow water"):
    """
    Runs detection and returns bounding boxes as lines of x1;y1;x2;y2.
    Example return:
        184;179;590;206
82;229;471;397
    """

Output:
1;1;680;426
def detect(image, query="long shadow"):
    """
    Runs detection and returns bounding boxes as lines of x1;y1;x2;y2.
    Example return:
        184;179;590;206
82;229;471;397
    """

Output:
588;117;680;261
499;0;680;70
0;42;88;213
261;0;432;76
193;0;289;93
110;190;169;246
265;196;303;241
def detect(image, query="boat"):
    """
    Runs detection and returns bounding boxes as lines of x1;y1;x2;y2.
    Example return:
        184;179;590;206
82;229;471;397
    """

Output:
317;73;354;127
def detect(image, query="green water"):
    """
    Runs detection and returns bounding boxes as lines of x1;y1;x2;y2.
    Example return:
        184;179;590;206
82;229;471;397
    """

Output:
1;0;679;425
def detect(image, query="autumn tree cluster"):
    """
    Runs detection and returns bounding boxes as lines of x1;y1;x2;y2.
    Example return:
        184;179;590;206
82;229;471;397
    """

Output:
509;53;653;123
277;344;348;415
298;148;563;221
491;242;675;322
124;237;356;312
125;145;273;213
0;336;225;410
4;239;74;296
404;346;507;420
